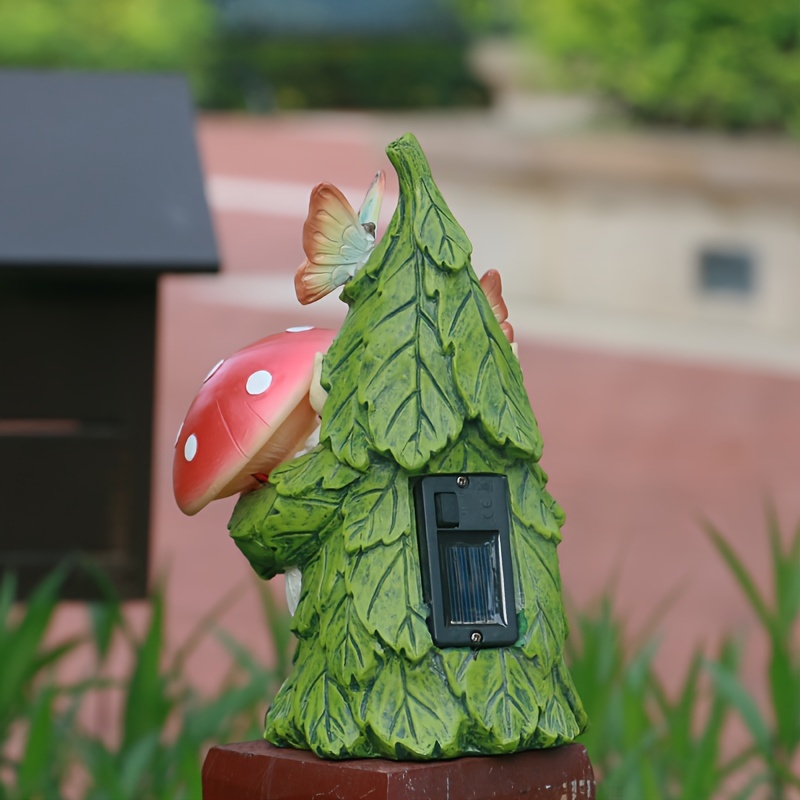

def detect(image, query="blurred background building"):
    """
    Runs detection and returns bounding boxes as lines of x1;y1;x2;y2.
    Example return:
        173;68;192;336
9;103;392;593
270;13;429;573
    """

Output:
5;0;795;365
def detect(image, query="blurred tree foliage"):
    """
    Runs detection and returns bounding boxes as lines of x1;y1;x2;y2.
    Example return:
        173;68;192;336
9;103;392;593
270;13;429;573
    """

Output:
446;0;520;35
0;0;213;95
0;0;489;110
521;0;800;134
204;38;490;111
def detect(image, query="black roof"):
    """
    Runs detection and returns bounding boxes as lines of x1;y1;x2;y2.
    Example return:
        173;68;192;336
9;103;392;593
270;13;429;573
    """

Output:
0;70;218;273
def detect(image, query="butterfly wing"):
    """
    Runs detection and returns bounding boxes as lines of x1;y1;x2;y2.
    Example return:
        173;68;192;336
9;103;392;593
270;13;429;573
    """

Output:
295;176;384;305
358;171;386;233
479;269;514;343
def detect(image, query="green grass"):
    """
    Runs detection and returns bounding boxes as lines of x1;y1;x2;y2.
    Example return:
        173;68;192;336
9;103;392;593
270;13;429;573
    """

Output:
703;509;800;799
567;511;800;799
1;512;798;798
0;572;291;800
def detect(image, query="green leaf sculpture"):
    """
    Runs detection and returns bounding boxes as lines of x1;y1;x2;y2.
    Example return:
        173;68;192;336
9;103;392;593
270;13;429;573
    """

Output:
229;133;587;759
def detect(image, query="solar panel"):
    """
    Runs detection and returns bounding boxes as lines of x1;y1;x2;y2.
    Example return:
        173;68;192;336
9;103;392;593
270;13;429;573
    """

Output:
414;474;518;648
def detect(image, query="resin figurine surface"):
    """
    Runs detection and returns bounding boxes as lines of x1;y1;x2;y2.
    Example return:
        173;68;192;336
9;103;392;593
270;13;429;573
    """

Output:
175;133;586;761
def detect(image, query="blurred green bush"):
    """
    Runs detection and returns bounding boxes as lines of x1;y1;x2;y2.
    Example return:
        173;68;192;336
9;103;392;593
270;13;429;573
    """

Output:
0;0;213;93
204;37;489;111
0;568;289;800
0;0;489;110
1;513;797;798
523;0;800;134
569;511;800;799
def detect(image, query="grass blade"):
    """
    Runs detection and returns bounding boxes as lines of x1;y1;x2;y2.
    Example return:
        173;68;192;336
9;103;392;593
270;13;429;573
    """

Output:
703;522;773;636
769;642;799;755
0;567;68;731
14;686;58;797
121;590;170;750
705;660;771;757
172;582;247;674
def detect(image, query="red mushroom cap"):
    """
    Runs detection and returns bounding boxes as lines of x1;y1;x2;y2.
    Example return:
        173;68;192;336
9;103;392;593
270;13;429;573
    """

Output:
173;326;335;516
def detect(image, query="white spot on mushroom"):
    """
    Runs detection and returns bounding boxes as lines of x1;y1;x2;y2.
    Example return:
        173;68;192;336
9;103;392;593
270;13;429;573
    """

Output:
174;422;183;448
184;434;198;462
246;370;273;395
204;359;224;383
286;326;313;333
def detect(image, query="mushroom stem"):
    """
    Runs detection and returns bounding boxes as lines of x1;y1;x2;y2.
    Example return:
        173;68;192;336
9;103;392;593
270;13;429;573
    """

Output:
309;352;328;415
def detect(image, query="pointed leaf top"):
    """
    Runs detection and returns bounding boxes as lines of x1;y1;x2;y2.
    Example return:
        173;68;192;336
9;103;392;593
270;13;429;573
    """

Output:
323;132;541;469
387;133;472;272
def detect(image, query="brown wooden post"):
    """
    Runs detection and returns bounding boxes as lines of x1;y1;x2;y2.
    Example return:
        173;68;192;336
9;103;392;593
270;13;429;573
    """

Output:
203;740;595;799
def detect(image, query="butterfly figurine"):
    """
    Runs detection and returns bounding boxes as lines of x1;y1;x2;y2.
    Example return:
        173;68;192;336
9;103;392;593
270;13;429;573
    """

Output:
295;171;386;305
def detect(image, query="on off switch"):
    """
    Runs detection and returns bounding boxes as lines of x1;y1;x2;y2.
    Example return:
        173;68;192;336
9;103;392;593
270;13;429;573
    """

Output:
434;492;460;528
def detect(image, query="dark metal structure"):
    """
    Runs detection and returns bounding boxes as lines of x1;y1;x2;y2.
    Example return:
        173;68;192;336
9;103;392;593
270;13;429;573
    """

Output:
0;70;218;598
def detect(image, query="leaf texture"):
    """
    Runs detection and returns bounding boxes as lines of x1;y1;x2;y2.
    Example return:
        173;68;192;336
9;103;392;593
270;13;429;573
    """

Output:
324;247;467;470
291;552;322;640
435;269;541;457
341;461;411;553
319;330;372;471
228;482;341;577
322;590;383;685
361;657;463;758
442;648;545;751
413;178;472;272
535;665;586;746
318;544;382;683
290;644;365;758
361;260;464;469
507;461;565;542
346;532;431;662
511;517;568;667
290;535;348;643
271;446;362;497
426;421;508;474
264;669;305;749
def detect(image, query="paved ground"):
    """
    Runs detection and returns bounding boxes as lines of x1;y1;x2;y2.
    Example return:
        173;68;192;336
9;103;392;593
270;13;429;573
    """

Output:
60;112;800;730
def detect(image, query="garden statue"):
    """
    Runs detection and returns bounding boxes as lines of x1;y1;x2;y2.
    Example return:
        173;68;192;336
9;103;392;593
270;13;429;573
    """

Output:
174;133;587;761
